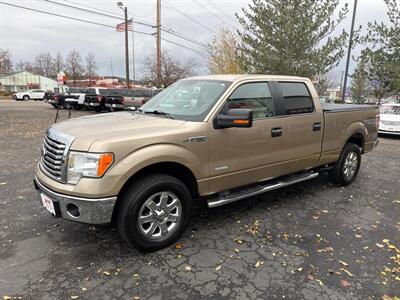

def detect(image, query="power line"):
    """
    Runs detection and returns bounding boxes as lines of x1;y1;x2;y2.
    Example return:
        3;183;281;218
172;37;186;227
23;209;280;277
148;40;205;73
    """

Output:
44;0;206;48
192;0;226;24
162;1;218;35
162;37;208;57
161;28;207;48
203;0;238;24
41;0;154;28
0;1;205;56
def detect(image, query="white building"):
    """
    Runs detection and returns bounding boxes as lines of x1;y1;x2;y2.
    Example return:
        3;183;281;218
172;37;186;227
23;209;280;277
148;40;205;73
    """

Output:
0;71;58;92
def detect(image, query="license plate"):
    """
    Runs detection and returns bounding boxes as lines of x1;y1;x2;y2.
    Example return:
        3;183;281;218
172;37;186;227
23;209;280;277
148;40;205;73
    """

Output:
41;193;56;215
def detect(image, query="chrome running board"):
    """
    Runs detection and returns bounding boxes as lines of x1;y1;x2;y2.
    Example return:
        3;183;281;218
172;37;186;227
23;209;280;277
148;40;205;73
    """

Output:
207;172;319;208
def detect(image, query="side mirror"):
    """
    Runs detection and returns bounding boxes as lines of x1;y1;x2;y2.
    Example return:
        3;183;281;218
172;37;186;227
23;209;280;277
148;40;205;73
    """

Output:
214;109;253;129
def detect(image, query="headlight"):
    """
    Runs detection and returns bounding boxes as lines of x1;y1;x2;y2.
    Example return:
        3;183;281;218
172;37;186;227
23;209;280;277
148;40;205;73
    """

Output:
67;151;114;184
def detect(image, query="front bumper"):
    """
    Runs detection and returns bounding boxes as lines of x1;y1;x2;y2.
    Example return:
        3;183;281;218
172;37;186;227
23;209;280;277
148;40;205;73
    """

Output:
379;129;400;136
33;176;117;225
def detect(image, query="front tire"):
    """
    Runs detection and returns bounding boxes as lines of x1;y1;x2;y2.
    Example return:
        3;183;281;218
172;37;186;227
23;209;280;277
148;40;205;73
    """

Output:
23;95;30;101
329;143;361;186
116;174;192;251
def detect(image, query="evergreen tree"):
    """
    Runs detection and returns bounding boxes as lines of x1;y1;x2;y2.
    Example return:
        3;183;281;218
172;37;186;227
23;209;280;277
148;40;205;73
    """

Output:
236;0;349;78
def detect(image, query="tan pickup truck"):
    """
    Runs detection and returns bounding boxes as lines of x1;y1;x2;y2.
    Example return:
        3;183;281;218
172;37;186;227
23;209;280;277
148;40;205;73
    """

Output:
34;75;379;251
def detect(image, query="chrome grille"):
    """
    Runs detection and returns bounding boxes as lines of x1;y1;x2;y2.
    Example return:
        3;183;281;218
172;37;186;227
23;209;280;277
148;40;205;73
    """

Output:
39;128;75;182
381;120;400;126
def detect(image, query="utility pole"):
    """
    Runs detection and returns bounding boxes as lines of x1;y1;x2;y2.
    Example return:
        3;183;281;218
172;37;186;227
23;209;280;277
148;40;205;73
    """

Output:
132;21;135;88
124;6;130;88
339;71;345;101
156;0;161;87
342;0;358;102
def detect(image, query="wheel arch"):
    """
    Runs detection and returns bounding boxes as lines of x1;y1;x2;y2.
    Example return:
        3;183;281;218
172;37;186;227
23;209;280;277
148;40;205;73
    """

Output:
111;161;199;223
346;132;365;153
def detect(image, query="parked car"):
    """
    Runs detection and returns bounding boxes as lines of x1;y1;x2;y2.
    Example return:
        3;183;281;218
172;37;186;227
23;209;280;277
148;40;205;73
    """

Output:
104;88;159;111
64;87;86;110
83;87;107;112
34;75;379;251
15;89;46;101
378;103;400;135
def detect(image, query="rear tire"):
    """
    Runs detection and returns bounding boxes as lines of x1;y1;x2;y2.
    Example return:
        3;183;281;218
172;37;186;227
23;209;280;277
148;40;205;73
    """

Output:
23;95;30;101
116;174;192;251
329;143;361;186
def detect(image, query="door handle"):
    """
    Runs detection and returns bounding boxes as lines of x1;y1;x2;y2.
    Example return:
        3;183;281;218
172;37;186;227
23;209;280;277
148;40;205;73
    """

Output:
271;127;283;137
313;123;322;131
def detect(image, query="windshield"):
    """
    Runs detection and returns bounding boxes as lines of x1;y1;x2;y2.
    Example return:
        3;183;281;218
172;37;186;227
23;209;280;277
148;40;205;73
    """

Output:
141;79;231;121
380;105;400;115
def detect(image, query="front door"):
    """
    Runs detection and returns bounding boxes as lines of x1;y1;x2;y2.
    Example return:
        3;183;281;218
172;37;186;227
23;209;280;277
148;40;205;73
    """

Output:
208;81;287;194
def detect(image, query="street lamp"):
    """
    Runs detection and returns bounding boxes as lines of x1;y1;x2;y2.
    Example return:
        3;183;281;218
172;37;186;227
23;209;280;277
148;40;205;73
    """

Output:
117;2;130;88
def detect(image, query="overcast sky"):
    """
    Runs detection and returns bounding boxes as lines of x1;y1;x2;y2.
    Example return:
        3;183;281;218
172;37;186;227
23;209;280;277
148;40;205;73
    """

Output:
0;0;390;82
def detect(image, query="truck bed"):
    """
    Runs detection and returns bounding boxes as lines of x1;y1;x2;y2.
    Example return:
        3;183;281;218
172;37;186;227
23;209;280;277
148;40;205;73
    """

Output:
322;103;378;112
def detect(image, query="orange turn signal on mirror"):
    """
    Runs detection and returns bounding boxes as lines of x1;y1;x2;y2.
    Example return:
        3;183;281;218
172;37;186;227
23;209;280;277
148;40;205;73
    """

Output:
97;153;114;176
233;119;249;124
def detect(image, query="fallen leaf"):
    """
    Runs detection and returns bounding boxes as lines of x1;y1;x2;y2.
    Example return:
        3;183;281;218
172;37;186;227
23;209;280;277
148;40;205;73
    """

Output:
297;267;303;272
340;268;353;277
184;265;192;271
133;297;140;300
102;271;111;276
215;265;221;271
340;279;351;287
234;239;244;244
255;260;264;268
339;260;349;267
307;274;315;281
315;279;324;286
234;248;240;253
376;243;385;248
175;243;183;250
133;273;139;277
81;287;87;291
71;296;79;299
382;239;389;243
3;296;11;300
355;234;362;238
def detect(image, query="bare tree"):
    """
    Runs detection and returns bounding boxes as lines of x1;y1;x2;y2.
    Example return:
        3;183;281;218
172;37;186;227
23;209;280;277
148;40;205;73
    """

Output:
143;51;197;87
15;60;35;73
85;51;97;87
0;48;13;74
34;52;54;77
314;72;336;96
54;52;65;76
207;27;243;74
66;49;84;87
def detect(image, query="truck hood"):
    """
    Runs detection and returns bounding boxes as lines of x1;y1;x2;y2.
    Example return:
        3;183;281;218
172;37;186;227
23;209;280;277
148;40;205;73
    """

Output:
51;112;186;151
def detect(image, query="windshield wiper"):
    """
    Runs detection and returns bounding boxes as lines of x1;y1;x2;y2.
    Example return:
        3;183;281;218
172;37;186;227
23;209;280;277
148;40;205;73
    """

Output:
143;110;174;119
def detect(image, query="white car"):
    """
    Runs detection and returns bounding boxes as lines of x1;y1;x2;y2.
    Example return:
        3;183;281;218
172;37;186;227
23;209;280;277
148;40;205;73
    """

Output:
379;103;400;135
15;89;46;101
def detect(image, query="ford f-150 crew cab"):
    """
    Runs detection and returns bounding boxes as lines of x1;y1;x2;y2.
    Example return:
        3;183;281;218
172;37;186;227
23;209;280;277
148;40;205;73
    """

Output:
34;75;379;251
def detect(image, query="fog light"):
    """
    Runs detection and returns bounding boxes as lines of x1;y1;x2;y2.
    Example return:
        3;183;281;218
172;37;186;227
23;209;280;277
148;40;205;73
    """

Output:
66;203;80;218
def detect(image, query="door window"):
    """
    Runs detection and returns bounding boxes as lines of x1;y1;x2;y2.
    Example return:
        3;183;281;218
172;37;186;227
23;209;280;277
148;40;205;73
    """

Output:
224;82;275;119
278;82;314;115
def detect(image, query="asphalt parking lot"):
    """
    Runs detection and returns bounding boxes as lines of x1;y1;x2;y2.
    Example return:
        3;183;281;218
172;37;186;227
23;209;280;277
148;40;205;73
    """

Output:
0;99;399;300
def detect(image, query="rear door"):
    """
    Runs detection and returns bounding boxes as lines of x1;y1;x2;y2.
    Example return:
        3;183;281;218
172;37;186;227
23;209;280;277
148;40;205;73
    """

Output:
272;81;323;169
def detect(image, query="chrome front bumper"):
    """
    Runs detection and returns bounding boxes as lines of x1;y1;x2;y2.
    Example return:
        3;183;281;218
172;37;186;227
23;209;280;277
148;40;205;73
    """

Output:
33;176;117;225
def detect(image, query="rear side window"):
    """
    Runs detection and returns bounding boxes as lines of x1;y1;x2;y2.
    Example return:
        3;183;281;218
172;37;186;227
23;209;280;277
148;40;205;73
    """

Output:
278;82;314;115
224;82;275;119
